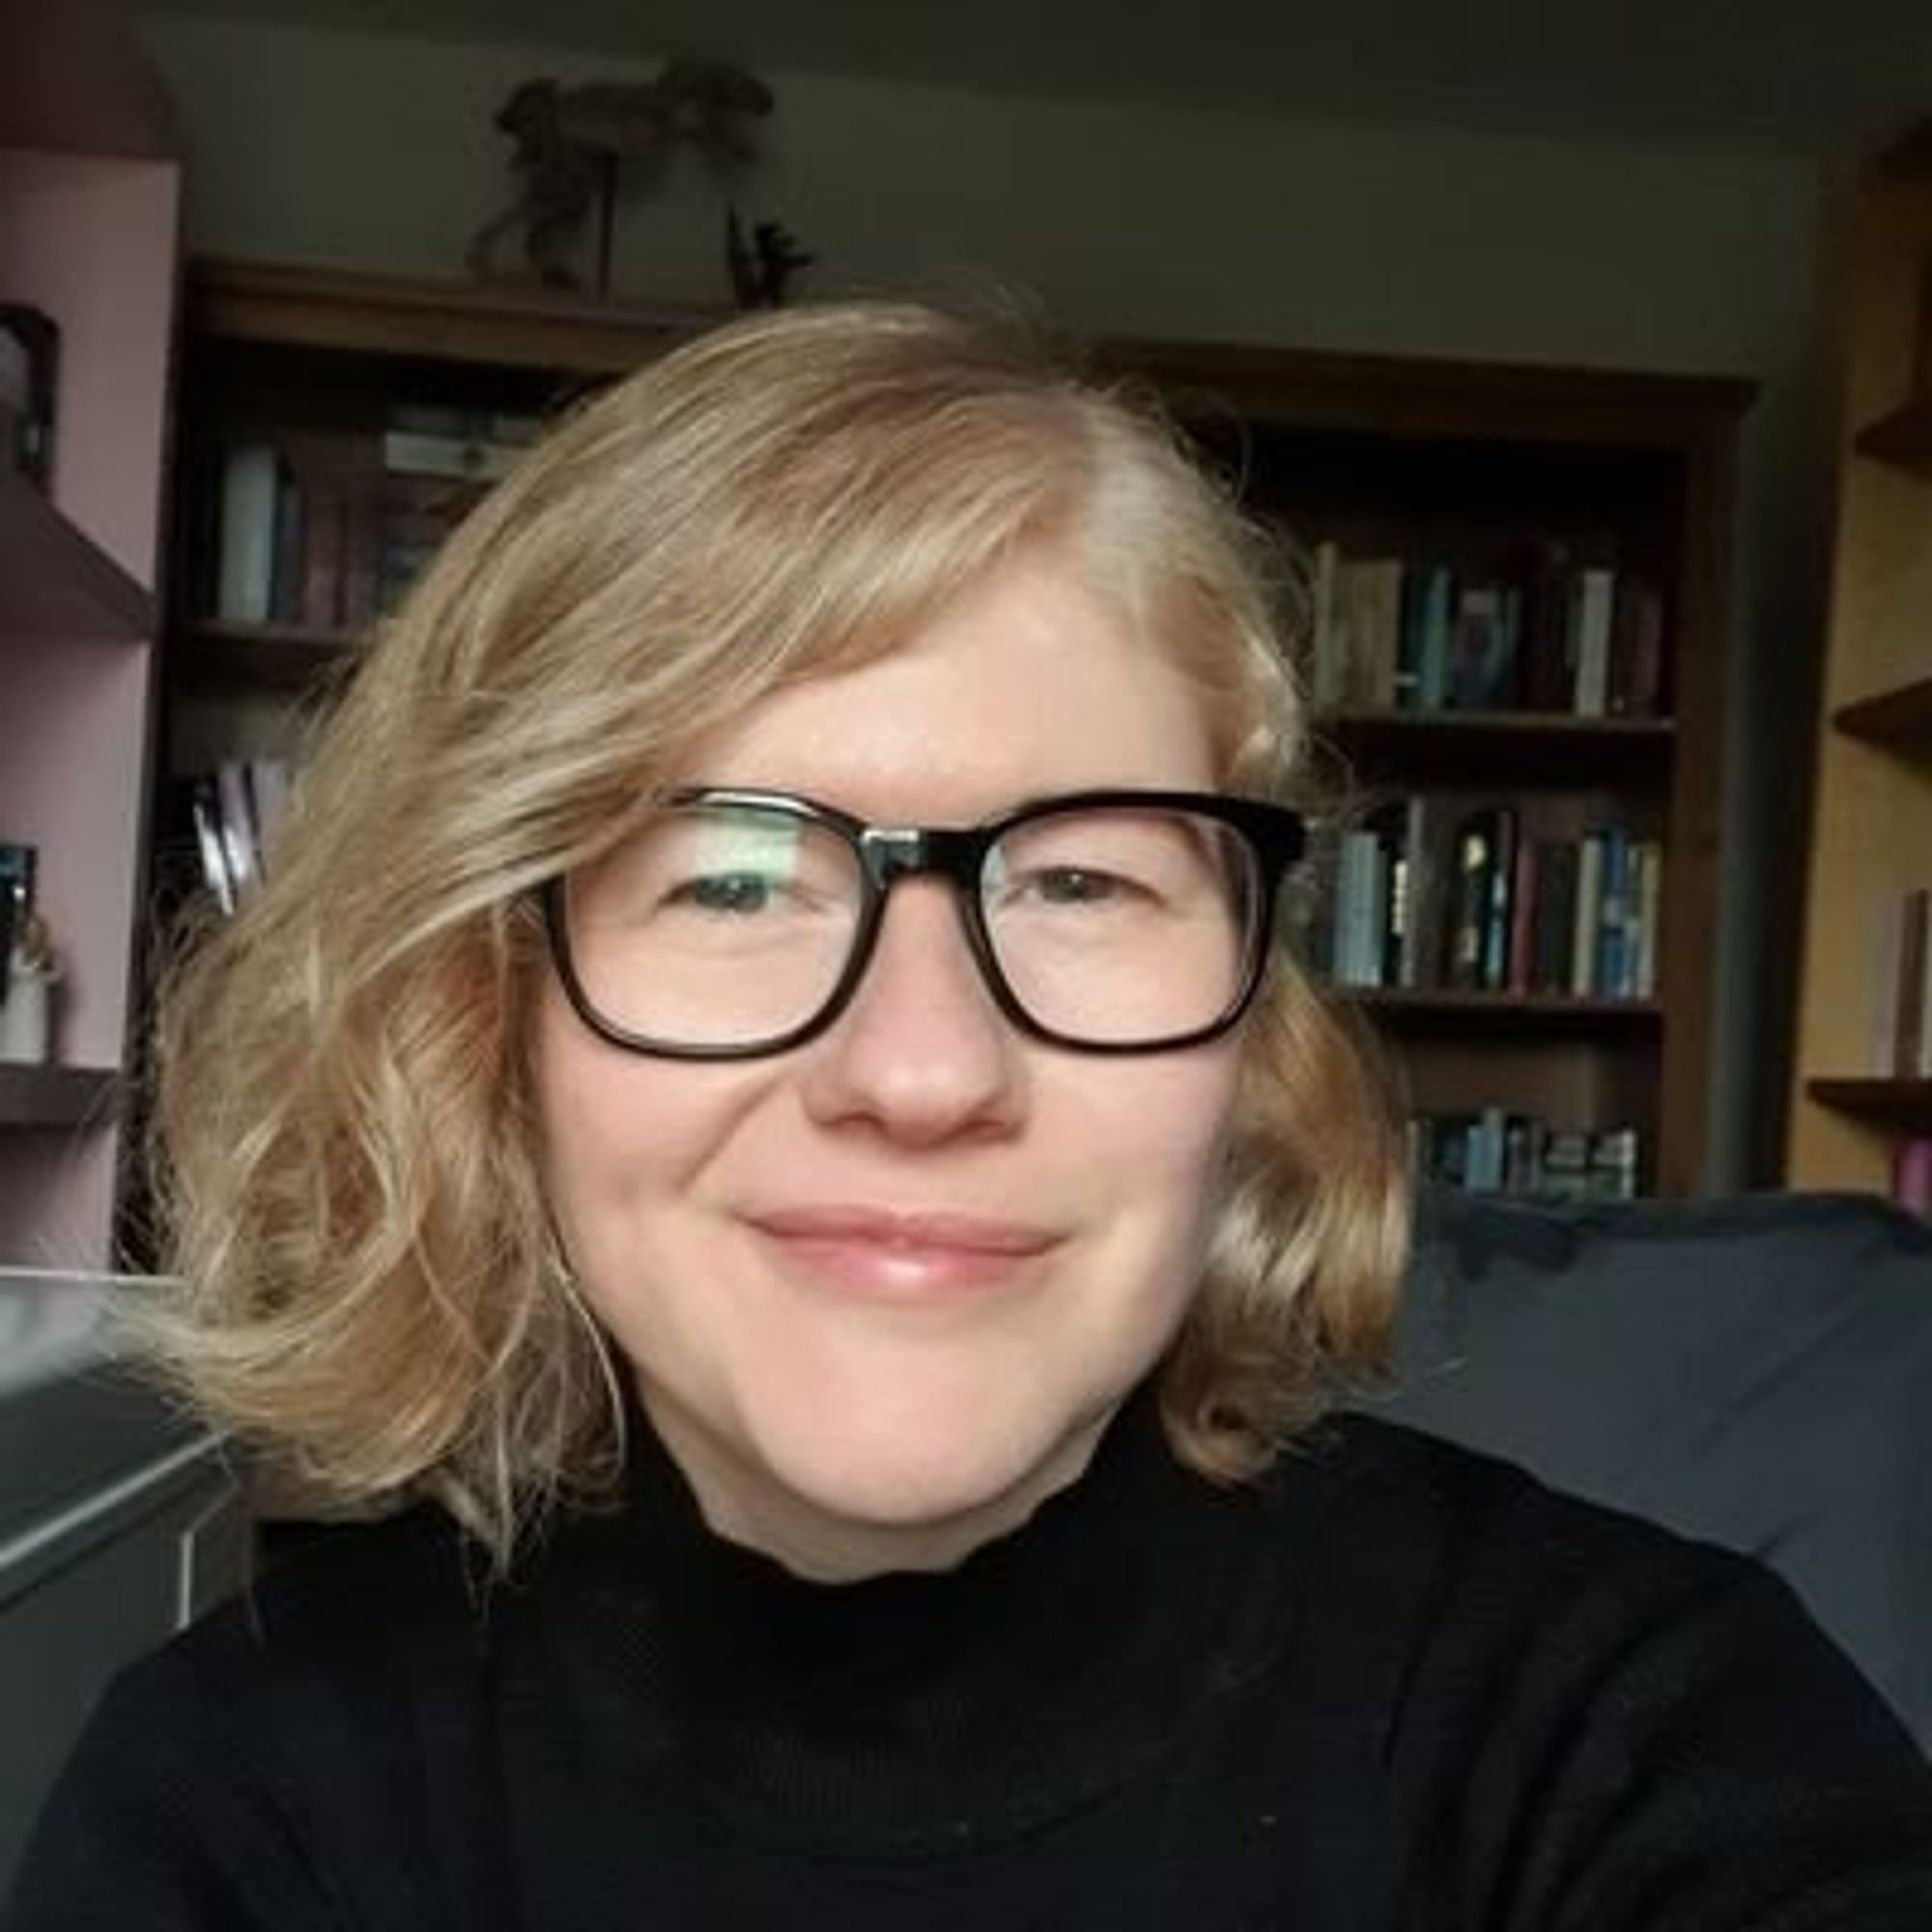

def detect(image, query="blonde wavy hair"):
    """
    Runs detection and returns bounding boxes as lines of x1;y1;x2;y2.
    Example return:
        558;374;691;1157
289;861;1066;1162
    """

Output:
144;299;1408;1562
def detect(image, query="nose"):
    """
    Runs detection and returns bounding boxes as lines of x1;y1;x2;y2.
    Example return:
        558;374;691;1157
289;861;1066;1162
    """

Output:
797;878;1025;1146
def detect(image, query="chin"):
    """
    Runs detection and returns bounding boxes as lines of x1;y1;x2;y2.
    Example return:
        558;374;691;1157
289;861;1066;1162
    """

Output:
746;1371;1109;1548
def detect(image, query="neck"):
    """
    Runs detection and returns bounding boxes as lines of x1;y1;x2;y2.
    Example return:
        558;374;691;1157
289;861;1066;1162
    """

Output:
636;1378;1115;1582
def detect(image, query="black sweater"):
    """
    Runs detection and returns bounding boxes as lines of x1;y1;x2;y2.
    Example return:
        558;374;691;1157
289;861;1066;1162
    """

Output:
8;1397;1932;1930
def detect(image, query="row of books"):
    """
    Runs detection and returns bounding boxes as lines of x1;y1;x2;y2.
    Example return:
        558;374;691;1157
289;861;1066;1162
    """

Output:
208;405;543;634
1873;886;1932;1078
1321;801;1662;1001
1303;540;1664;720
1410;1112;1643;1201
158;759;295;917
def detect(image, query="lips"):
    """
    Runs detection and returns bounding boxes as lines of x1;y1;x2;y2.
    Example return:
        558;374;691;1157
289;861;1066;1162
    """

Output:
748;1204;1059;1297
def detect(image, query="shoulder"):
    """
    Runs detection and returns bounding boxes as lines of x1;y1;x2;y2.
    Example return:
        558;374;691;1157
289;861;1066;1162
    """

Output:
1270;1406;1761;1598
1264;1416;1932;1925
4;1504;510;1928
165;1499;488;1694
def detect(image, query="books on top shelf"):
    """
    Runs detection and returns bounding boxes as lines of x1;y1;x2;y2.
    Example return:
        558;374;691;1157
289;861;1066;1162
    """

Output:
1318;795;1662;1002
1411;1111;1642;1202
1303;538;1664;721
208;405;542;637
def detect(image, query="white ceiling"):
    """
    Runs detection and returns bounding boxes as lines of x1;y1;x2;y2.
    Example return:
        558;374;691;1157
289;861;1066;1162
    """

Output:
134;0;1932;159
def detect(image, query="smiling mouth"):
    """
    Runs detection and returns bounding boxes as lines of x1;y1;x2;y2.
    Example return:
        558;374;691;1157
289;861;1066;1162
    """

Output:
748;1205;1059;1297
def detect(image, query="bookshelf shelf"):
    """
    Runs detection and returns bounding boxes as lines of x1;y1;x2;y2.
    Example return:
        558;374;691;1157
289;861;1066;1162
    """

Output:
1805;1078;1932;1131
0;469;154;639
0;1065;119;1130
1852;397;1932;477
1318;708;1674;785
179;618;360;692
1347;988;1664;1029
1833;674;1932;757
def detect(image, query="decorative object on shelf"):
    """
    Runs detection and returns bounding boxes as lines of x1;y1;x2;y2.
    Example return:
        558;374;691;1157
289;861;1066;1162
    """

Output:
0;841;57;1065
467;60;777;295
725;202;814;308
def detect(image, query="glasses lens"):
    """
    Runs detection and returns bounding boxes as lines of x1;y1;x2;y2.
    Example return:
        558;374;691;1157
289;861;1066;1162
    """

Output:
982;805;1260;1044
562;801;861;1049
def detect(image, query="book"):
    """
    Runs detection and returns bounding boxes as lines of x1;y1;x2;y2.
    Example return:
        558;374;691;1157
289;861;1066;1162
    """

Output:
382;428;526;484
1570;566;1616;716
1481;807;1520;990
216;442;283;624
1530;840;1578;994
1894;1138;1932;1217
1572;832;1605;996
1408;564;1455;711
214;760;261;901
1596;826;1631;998
1610;579;1666;717
1448;582;1514;710
1631;841;1663;999
1447;810;1503;991
1517;538;1574;713
1308;541;1344;709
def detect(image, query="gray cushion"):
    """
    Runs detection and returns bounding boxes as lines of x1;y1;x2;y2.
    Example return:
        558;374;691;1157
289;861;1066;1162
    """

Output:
1362;1190;1932;1751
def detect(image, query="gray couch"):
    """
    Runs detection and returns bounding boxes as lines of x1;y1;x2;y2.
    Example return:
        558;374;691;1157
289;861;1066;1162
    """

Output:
1370;1189;1932;1754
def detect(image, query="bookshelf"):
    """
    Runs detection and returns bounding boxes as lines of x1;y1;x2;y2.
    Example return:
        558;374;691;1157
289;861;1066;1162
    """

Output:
164;260;1747;1201
0;2;179;1270
1119;340;1747;1199
1786;121;1932;1197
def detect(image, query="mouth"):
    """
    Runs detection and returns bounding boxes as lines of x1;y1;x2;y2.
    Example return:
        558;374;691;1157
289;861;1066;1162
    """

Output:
747;1205;1061;1299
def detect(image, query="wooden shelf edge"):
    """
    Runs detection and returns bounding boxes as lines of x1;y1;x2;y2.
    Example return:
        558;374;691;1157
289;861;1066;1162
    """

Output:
177;618;362;691
0;468;153;639
0;1064;120;1129
1318;707;1673;739
1338;988;1663;1024
1832;673;1932;756
1804;1077;1932;1130
186;256;717;377
1852;398;1932;476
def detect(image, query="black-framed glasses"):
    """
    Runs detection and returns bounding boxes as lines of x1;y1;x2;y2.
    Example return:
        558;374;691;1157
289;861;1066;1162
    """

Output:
543;786;1306;1059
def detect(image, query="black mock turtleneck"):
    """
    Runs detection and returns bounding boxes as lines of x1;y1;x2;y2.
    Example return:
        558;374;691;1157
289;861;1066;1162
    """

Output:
8;1391;1932;1930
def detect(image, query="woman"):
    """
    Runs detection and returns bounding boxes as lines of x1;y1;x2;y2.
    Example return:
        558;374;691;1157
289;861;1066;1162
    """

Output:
8;303;1929;1929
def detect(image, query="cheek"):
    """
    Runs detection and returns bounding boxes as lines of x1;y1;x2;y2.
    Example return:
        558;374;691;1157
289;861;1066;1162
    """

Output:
1089;1048;1243;1249
530;986;728;1272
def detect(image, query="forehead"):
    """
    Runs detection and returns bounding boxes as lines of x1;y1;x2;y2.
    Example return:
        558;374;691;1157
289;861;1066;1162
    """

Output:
677;552;1220;820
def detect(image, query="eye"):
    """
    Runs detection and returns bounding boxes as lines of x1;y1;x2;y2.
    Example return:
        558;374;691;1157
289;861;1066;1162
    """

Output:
1026;866;1129;906
668;870;779;916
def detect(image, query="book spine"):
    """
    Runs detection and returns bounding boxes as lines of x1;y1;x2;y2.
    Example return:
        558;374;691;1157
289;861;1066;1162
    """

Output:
1482;808;1518;990
1572;832;1605;996
1633;841;1663;999
1571;566;1615;717
1449;817;1494;991
1310;541;1344;710
216;443;281;625
1894;1137;1932;1216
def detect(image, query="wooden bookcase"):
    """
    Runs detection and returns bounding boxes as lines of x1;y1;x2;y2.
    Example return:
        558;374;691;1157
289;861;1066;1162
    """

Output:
0;3;180;1270
164;260;1747;1200
1785;121;1932;1194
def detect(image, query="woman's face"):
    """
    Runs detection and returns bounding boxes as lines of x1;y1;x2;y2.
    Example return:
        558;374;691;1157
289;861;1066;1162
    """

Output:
533;550;1245;1579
